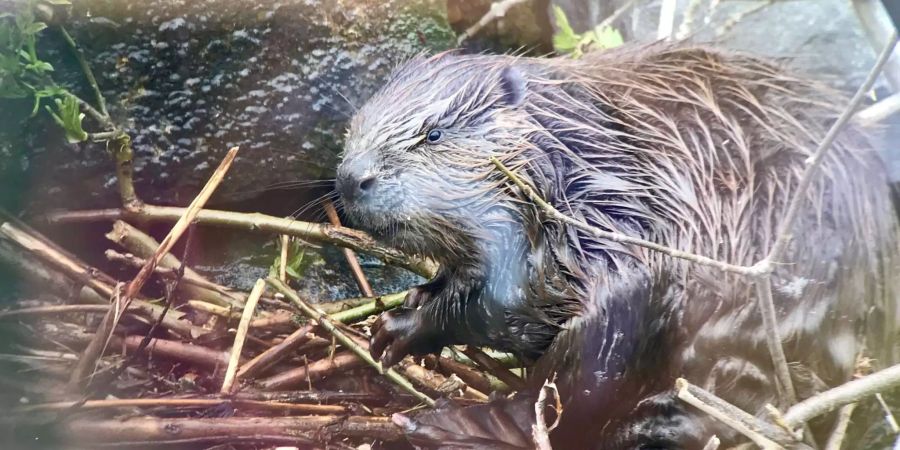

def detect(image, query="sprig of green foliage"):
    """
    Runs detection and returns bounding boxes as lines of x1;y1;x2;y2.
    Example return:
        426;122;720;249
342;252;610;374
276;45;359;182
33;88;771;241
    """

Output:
45;93;87;142
269;239;311;282
0;0;86;142
552;5;624;58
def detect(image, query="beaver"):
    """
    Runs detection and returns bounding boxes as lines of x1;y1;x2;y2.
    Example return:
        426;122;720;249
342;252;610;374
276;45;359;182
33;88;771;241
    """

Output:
335;44;900;449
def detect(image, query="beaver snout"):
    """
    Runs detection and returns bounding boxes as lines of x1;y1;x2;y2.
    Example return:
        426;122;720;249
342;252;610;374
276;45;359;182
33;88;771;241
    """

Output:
336;155;378;203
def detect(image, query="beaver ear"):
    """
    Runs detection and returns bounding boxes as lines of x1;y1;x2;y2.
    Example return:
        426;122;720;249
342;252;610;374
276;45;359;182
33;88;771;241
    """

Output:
498;66;527;107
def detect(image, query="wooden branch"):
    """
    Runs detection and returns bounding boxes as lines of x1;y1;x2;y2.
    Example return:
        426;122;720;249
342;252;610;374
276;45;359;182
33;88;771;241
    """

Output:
784;364;900;427
226;390;396;405
248;309;295;329
0;223;199;337
461;346;526;391
61;415;402;444
44;206;437;278
823;402;857;450
121;335;229;369
110;132;141;208
397;358;488;401
237;322;317;380
70;147;238;390
675;378;796;449
221;279;266;393
105;220;244;307
329;291;406;324
257;352;367;390
325;200;374;297
266;278;436;406
15;398;346;414
423;354;497;396
0;304;117;319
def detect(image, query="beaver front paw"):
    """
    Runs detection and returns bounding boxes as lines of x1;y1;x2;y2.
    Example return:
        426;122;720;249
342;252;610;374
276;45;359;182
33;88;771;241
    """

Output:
370;307;444;367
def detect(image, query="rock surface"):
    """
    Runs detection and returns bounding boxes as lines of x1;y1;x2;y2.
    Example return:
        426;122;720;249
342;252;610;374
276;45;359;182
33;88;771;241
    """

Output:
3;0;456;211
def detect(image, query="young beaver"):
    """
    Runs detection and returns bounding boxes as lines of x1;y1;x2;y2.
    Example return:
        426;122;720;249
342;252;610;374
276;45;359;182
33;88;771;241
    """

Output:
335;44;900;449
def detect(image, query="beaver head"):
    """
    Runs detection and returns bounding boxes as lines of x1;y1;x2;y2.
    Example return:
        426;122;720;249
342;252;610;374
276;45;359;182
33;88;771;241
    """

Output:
336;54;537;266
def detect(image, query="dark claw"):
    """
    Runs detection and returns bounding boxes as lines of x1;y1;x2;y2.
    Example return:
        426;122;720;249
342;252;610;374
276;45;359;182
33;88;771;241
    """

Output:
368;307;444;367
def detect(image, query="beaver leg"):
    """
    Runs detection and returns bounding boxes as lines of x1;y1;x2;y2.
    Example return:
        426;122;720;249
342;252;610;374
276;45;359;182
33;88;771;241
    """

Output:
404;267;451;308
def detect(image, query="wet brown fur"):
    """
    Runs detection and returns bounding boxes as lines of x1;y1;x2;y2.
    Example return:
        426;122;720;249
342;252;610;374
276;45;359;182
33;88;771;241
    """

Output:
337;43;900;448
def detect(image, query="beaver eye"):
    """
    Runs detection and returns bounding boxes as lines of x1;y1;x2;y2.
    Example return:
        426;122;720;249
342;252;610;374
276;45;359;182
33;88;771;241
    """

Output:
426;129;443;144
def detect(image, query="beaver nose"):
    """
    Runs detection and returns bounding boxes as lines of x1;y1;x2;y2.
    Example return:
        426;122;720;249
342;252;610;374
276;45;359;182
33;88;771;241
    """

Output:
337;155;378;203
339;173;377;202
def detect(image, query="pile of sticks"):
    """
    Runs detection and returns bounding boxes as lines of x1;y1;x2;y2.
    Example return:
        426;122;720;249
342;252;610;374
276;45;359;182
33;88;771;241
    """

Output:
0;148;522;449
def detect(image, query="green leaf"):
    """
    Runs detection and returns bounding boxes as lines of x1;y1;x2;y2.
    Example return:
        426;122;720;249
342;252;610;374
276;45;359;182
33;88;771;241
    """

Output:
42;0;73;5
551;5;579;54
30;85;66;115
24;22;47;35
45;94;88;143
28;60;53;72
592;25;624;49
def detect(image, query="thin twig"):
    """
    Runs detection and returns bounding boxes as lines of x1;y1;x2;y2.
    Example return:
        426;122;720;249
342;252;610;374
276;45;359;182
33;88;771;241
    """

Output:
457;0;529;45
279;234;289;282
823;402;857;450
257;352;367;390
461;346;526;391
876;392;900;433
0;304;119;319
657;0;677;40
701;436;720;450
716;1;773;37
70;147;239;390
329;291;406;324
237;322;317;380
221;279;266;394
784;363;900;427
855;92;900;126
596;0;638;31
490;157;765;276
325;200;374;297
675;378;796;448
58;26;109;120
105;220;244;307
676;0;705;39
755;278;797;404
266;278;435;406
765;31;898;266
851;0;900;90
